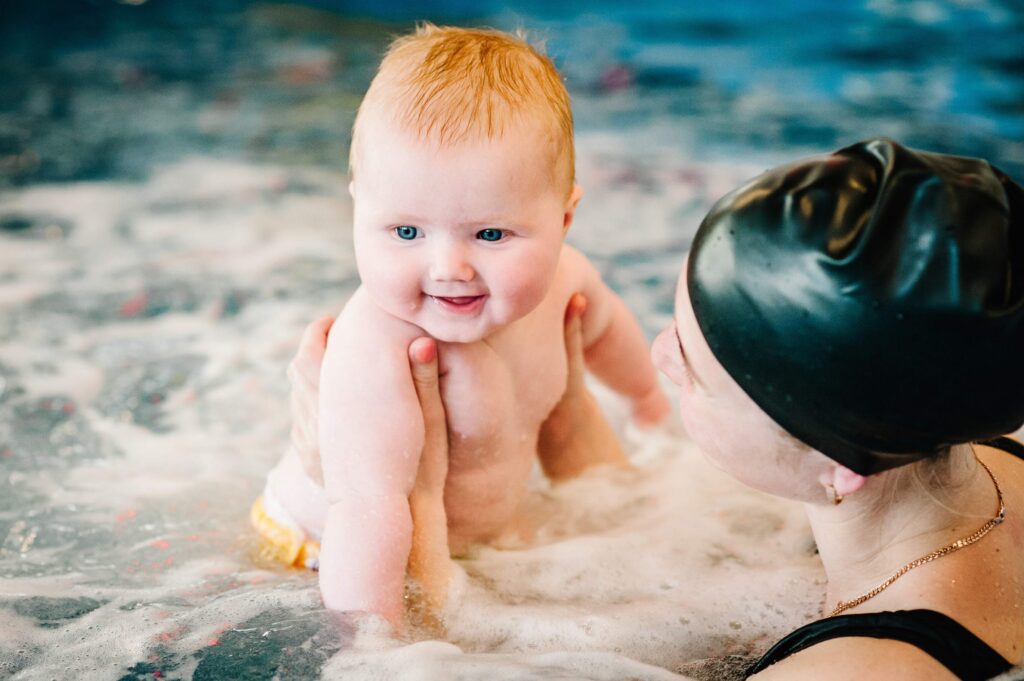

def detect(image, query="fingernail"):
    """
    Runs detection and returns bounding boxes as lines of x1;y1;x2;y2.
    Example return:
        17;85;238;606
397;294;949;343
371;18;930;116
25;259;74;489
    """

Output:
572;294;587;317
411;338;436;363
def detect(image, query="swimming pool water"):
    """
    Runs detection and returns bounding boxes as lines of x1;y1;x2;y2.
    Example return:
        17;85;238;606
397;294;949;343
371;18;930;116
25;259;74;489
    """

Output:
1;2;1022;679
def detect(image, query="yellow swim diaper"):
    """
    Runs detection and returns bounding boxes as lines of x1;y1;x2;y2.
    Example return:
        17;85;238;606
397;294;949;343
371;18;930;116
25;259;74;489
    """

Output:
250;496;320;570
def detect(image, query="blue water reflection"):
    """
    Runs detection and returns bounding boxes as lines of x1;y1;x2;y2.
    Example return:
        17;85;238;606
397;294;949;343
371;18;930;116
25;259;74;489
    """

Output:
1;0;1021;186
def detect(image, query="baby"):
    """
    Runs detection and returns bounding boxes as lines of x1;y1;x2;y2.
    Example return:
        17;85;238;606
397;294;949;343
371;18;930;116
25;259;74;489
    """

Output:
253;24;668;629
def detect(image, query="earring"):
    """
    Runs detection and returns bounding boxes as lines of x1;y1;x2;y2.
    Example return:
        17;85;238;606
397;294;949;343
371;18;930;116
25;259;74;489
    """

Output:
825;485;843;506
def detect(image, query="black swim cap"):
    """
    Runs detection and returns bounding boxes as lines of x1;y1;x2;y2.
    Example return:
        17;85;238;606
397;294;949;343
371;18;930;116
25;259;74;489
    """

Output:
687;138;1024;475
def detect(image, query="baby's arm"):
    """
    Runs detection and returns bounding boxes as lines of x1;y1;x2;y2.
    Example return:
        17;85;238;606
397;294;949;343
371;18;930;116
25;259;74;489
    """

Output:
568;248;670;426
317;316;427;629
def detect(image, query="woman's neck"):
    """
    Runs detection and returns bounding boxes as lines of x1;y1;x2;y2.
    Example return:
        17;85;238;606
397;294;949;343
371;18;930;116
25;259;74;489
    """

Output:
805;444;1000;615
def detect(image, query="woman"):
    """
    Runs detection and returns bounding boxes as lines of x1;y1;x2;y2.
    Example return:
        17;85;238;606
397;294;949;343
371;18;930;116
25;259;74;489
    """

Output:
287;139;1024;679
648;138;1024;680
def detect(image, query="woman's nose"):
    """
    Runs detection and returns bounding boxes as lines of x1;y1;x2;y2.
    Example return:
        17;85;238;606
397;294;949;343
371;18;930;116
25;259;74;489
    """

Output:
652;325;686;386
429;242;475;282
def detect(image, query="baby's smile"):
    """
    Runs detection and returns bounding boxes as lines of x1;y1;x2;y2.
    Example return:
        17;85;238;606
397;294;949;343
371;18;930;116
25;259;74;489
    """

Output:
428;293;489;315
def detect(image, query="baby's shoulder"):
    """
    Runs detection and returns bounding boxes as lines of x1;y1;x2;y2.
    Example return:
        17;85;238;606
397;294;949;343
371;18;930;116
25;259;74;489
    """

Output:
505;245;598;328
552;243;602;294
328;286;421;355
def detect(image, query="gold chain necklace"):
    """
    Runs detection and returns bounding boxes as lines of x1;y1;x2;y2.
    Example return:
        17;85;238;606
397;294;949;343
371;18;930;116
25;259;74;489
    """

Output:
829;454;1006;618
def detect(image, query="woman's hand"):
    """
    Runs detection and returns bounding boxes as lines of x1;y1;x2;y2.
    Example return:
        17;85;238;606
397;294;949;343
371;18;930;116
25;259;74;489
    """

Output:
537;294;629;481
287;315;334;487
285;294;628;490
405;338;451;631
285;319;452;629
284;316;450;494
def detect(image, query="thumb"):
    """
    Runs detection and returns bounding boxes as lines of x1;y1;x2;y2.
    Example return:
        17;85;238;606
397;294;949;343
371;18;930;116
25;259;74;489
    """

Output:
408;336;448;464
409;337;439;390
563;294;587;387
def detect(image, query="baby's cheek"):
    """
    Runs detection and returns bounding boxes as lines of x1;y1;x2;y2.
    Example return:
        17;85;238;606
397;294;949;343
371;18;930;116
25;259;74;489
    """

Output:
363;264;421;313
499;256;556;309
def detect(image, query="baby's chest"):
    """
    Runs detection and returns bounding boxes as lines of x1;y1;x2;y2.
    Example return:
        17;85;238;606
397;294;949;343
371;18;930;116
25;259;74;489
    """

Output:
439;328;568;446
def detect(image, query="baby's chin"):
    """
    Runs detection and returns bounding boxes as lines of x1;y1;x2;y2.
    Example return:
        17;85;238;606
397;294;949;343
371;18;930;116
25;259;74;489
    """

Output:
375;293;533;343
376;301;496;343
415;319;496;344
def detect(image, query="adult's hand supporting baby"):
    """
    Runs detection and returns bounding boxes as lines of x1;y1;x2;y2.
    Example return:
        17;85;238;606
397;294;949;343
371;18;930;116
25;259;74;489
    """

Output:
537;294;629;481
284;295;625;613
286;295;627;488
405;338;452;630
287;314;334;486
286;320;452;627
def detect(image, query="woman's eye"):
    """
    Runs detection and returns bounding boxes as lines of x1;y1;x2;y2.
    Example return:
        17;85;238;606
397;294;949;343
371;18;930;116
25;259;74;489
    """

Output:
394;226;419;240
476;228;504;242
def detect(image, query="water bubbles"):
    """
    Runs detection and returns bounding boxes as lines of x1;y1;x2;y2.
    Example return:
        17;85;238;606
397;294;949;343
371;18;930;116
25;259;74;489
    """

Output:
0;214;72;240
92;352;205;432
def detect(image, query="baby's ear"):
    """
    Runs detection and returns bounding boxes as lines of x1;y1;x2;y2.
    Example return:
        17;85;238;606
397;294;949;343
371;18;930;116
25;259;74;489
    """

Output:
563;184;584;234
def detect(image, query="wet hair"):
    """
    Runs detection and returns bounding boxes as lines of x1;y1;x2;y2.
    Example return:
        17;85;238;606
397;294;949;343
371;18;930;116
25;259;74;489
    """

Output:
349;23;575;193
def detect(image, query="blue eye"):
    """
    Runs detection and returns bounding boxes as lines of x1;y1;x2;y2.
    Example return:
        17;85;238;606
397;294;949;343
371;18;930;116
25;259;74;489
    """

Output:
477;228;504;242
395;226;419;240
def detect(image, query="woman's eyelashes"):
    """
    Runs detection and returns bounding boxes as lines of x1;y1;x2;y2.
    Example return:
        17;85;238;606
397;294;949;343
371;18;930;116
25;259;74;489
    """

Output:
673;326;695;385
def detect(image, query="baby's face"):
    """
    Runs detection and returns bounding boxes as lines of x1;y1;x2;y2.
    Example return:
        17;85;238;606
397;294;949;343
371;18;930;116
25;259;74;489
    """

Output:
351;119;577;342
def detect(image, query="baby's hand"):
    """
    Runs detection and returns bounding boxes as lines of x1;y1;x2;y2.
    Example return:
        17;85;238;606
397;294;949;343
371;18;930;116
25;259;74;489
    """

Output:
630;385;670;428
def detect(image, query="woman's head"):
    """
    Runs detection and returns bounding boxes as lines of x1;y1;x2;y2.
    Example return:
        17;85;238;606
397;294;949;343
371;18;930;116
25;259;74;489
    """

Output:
657;138;1024;483
653;262;849;501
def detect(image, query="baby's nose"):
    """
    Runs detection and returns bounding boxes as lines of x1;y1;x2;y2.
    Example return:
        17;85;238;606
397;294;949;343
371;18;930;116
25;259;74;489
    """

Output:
429;243;475;282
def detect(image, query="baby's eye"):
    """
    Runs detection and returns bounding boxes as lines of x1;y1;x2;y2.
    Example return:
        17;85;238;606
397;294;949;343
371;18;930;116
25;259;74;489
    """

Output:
394;225;419;240
476;228;504;242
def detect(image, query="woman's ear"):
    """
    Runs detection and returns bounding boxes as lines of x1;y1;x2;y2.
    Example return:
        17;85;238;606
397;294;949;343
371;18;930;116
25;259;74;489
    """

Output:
563;184;584;235
818;464;868;499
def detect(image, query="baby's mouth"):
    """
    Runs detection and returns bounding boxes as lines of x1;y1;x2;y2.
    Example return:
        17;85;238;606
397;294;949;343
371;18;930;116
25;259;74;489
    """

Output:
429;294;488;315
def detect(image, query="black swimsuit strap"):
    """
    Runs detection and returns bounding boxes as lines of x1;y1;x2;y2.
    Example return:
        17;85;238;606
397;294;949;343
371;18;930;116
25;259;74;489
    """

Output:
980;435;1024;459
747;609;1012;680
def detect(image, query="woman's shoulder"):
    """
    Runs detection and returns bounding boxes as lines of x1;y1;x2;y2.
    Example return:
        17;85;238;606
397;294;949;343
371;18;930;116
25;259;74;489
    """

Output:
748;608;1017;680
749;634;957;681
977;436;1024;460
